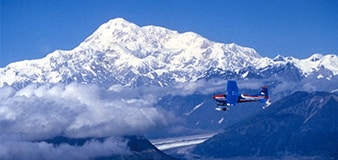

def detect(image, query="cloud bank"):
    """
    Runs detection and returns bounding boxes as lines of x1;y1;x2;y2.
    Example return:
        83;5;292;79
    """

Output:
0;83;172;140
0;136;130;160
0;83;177;159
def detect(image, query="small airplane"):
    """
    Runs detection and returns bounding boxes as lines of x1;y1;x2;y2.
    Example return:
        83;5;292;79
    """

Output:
212;80;271;111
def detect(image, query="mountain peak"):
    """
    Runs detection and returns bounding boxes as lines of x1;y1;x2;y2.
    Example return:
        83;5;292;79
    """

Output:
102;18;140;31
273;54;285;61
81;18;140;47
307;53;323;62
106;17;132;25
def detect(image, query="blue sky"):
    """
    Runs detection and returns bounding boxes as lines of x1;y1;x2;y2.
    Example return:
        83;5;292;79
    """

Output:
1;0;337;67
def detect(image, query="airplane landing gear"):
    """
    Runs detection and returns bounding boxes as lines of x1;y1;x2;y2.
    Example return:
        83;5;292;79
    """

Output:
215;106;229;112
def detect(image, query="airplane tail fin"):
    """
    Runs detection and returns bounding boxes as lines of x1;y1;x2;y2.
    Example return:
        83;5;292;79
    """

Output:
226;80;239;106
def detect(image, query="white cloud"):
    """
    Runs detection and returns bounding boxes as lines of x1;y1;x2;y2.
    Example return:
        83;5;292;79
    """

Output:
0;86;15;99
236;79;265;90
0;83;172;140
0;83;178;158
0;136;130;160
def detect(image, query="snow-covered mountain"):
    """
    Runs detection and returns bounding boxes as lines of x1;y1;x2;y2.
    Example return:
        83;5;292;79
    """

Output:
0;18;337;88
271;54;338;79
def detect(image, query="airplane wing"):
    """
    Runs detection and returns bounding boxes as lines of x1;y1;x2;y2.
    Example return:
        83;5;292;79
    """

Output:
226;80;239;106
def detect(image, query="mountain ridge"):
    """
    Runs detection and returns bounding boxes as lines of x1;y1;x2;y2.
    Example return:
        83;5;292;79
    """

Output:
193;91;338;159
0;18;337;88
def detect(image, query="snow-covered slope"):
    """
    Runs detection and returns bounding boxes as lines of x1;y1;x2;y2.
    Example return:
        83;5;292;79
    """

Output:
266;54;338;79
0;18;337;88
